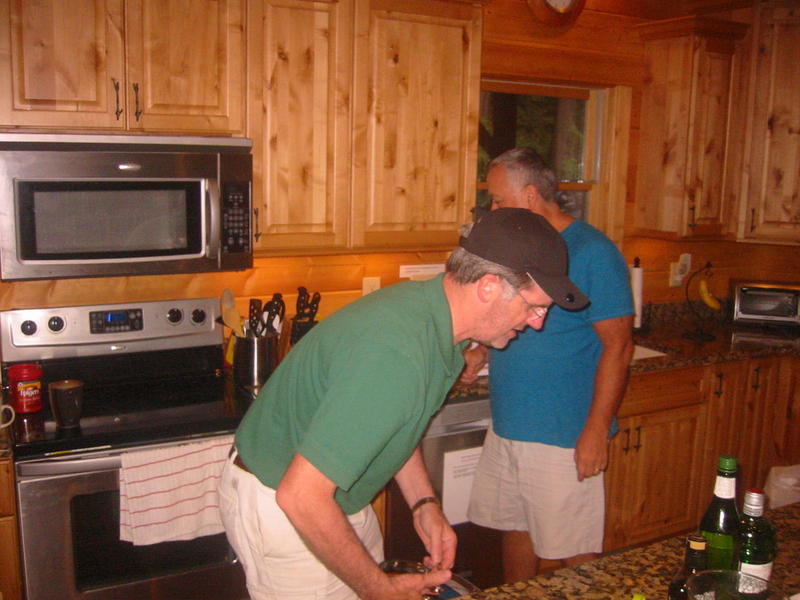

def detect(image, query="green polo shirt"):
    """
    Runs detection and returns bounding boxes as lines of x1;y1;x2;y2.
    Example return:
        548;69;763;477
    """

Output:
235;274;466;514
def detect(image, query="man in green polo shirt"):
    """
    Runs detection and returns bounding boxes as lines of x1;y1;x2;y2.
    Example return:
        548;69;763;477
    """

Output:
218;208;587;600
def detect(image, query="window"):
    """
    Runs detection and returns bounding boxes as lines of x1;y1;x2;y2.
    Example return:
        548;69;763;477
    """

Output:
477;81;604;223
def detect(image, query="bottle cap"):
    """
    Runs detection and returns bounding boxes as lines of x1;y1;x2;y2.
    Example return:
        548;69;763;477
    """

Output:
718;454;737;473
743;488;765;516
687;534;707;550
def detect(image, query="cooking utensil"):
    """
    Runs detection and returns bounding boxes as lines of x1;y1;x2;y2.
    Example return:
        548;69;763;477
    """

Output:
261;293;285;336
221;288;245;337
290;287;321;345
248;298;263;332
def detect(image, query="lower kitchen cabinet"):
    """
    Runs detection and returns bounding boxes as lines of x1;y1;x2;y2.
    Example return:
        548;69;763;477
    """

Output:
0;457;21;600
604;403;706;551
770;356;800;467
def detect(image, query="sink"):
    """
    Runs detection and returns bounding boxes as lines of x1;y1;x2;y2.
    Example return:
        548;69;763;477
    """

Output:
632;345;667;361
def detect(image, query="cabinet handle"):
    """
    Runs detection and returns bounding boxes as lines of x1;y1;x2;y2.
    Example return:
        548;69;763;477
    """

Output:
621;428;631;453
633;426;642;451
253;207;262;242
687;205;697;230
714;373;724;397
750;208;757;232
133;83;143;121
112;78;123;119
752;367;761;391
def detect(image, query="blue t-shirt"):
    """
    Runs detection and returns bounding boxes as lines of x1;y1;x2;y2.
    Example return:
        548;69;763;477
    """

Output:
489;220;633;448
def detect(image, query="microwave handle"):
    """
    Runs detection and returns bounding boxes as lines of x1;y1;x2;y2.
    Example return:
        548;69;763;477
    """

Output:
205;182;221;264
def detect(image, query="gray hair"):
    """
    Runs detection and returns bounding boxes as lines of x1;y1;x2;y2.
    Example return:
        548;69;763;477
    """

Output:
488;147;559;205
446;223;531;299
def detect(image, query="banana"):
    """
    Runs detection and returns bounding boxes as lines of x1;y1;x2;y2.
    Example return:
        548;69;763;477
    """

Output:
698;277;721;310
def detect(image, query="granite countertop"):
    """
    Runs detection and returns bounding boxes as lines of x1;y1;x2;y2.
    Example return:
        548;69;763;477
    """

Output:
456;502;800;600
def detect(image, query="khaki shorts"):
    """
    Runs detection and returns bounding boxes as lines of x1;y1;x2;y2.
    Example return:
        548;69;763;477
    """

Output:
218;449;384;600
467;428;604;560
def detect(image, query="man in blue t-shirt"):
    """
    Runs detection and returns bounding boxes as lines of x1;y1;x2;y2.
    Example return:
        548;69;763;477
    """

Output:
464;148;634;582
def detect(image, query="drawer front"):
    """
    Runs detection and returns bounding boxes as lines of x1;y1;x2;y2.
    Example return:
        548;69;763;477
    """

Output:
620;366;705;417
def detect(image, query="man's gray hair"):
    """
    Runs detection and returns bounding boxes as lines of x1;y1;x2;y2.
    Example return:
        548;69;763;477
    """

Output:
446;223;530;298
488;147;558;205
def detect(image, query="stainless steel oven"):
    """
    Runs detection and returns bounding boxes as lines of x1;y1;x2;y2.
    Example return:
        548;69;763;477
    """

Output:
1;298;247;600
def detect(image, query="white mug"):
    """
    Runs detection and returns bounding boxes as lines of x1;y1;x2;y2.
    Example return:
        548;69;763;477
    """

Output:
0;404;14;429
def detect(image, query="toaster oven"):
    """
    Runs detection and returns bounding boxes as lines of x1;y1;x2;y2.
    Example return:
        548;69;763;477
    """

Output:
731;280;800;328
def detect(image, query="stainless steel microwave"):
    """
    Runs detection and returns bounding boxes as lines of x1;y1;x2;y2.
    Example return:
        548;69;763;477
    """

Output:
731;280;800;328
0;133;252;281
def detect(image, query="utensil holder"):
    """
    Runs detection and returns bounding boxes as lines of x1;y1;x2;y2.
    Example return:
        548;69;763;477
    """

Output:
233;334;278;391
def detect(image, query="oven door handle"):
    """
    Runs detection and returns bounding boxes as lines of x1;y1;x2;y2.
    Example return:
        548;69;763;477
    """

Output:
17;454;122;477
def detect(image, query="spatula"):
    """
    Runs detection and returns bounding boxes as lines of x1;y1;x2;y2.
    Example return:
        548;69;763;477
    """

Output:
221;288;245;337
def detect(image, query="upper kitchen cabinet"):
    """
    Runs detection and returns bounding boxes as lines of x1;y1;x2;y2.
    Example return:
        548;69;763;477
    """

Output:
0;0;246;134
633;17;747;239
350;0;482;250
249;0;482;253
736;2;800;243
248;0;353;251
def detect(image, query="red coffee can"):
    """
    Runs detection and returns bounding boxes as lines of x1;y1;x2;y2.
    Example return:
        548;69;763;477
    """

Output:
7;363;43;413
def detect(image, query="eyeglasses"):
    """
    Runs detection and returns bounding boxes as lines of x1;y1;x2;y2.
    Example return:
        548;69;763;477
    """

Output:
516;291;549;319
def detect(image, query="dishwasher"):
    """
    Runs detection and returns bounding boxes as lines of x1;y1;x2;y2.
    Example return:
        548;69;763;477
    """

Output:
383;394;504;590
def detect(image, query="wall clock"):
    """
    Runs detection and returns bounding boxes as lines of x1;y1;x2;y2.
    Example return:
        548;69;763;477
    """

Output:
526;0;586;27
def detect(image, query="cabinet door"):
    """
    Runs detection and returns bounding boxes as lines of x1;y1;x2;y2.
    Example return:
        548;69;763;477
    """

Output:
605;404;706;551
634;18;746;238
700;360;747;499
351;0;481;249
0;0;126;129
744;356;780;490
776;356;800;464
0;516;22;600
124;0;245;133
740;4;800;243
248;0;352;251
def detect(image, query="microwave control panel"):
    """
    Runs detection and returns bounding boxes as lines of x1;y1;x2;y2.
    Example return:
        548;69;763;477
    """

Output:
221;183;251;254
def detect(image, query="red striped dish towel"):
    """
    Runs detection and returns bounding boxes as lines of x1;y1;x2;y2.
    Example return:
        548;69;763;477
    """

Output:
119;434;234;546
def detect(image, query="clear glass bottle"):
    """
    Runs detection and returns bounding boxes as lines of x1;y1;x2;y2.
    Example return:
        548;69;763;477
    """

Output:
738;488;777;581
699;454;740;570
668;534;707;600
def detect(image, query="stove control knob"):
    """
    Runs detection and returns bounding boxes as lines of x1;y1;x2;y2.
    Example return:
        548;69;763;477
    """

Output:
48;316;65;332
167;308;183;324
191;309;207;324
20;320;37;336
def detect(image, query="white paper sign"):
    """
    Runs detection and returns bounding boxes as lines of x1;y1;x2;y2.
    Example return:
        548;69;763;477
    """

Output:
441;446;483;525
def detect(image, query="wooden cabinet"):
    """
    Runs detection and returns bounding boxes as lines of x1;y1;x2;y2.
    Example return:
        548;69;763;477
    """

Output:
0;0;246;134
604;366;706;551
737;2;800;243
249;0;482;253
0;457;21;600
350;0;481;250
247;0;353;251
634;17;747;238
768;356;800;467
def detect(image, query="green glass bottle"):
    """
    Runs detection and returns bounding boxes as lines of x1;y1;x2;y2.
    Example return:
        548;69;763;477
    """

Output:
699;454;740;570
668;534;707;600
738;488;777;581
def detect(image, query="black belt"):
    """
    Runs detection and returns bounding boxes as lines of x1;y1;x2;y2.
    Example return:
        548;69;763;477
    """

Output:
229;445;251;474
233;454;250;473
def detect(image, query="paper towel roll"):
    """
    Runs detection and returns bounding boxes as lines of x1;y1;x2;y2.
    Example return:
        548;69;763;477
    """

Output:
630;260;643;329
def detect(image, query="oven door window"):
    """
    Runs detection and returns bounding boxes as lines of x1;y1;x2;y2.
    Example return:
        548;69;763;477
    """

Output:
16;180;204;260
71;488;231;590
740;289;798;318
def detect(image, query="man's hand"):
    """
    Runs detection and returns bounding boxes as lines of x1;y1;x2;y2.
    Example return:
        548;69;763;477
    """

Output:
574;424;609;481
412;499;457;570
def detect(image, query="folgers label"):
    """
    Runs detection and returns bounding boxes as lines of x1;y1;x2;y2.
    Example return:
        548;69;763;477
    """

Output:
7;363;43;413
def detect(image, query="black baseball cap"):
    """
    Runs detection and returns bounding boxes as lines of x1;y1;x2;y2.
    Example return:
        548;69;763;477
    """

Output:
459;208;589;310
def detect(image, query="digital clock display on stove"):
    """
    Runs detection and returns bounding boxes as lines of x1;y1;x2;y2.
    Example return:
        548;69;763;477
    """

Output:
89;308;144;333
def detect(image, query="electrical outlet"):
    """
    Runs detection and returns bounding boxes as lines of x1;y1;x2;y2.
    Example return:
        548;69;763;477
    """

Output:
362;276;381;296
669;262;682;287
677;253;692;278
